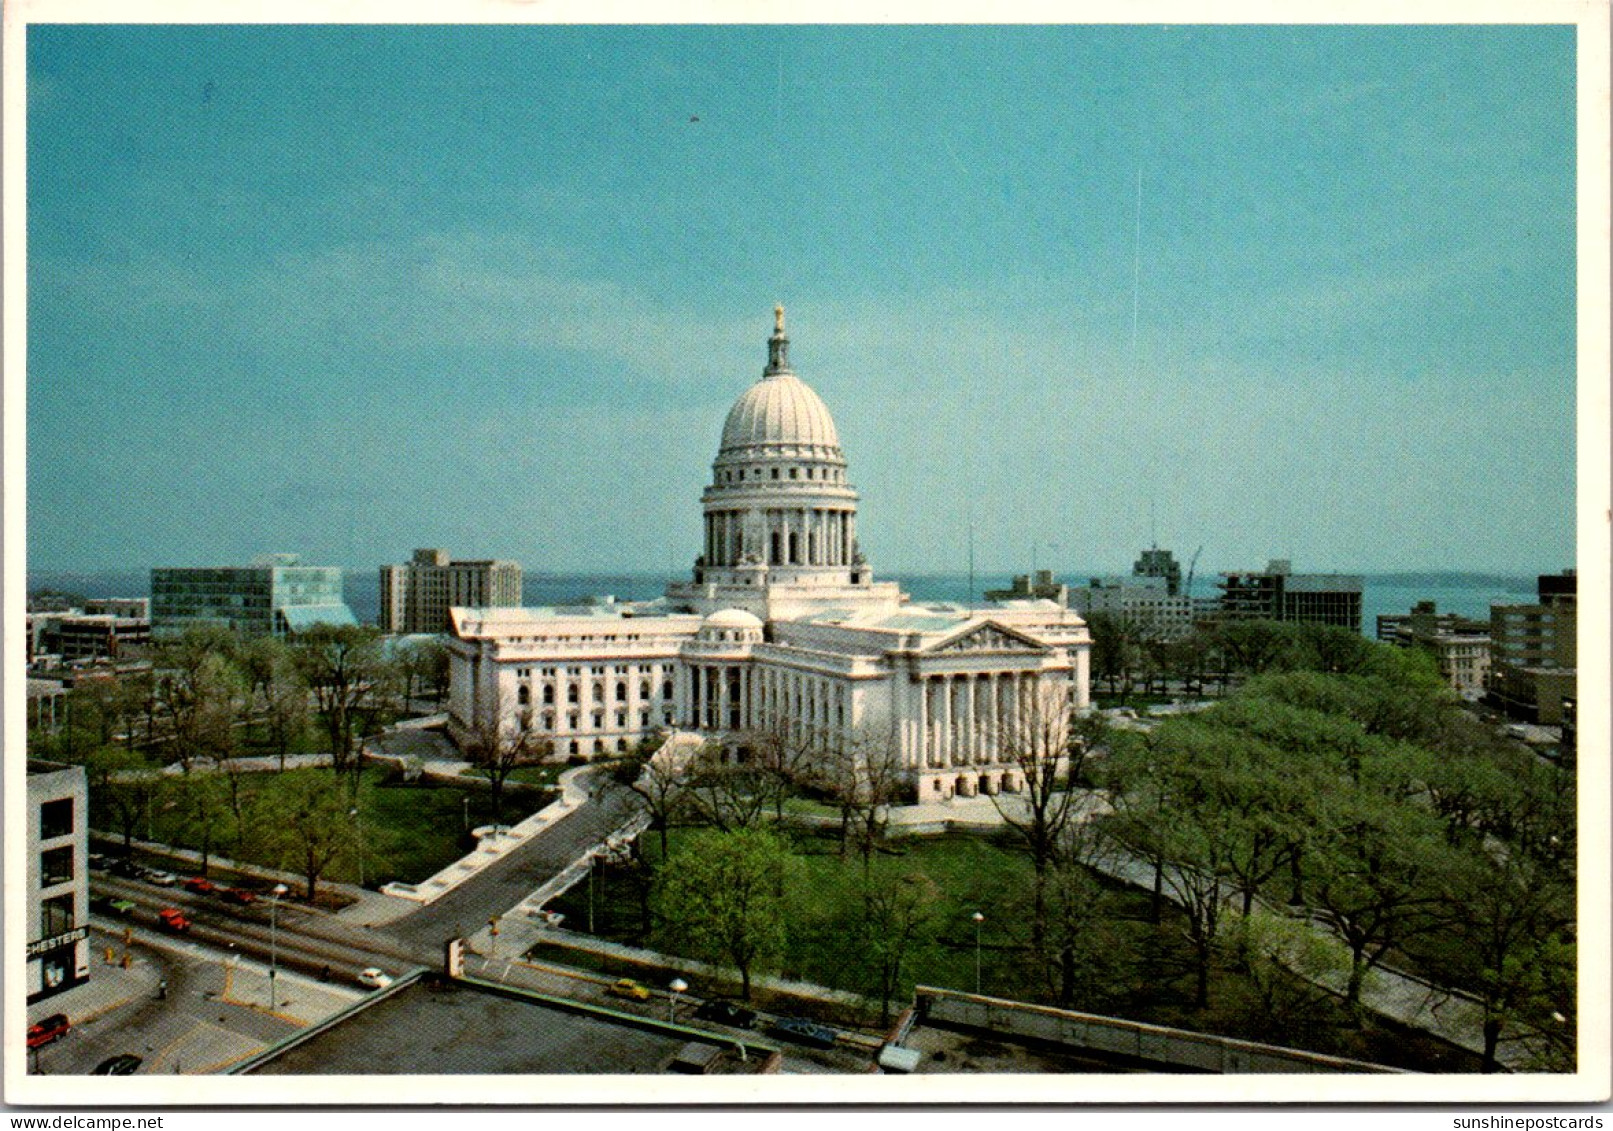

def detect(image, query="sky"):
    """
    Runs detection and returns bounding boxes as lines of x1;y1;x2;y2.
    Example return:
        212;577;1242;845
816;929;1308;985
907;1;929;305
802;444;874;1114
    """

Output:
24;24;1579;578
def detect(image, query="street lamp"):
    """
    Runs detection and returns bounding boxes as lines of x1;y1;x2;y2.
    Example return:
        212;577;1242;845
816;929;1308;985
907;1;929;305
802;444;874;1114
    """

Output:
268;882;288;1009
462;795;470;834
349;806;365;888
971;911;985;995
668;977;687;1023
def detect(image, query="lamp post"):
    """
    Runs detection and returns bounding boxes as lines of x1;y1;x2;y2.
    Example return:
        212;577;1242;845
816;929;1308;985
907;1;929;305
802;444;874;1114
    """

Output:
268;882;288;1009
462;795;470;834
971;911;985;995
349;806;365;888
669;978;687;1023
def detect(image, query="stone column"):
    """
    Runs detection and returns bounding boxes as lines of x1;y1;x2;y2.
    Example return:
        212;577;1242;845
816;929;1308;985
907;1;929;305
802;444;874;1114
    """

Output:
940;677;954;769
919;676;931;767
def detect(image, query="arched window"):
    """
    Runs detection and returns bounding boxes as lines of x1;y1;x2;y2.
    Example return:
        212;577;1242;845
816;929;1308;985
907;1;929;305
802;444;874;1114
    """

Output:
640;680;650;699
616;682;627;701
542;685;554;704
662;679;674;699
593;683;604;702
517;686;530;706
568;685;579;704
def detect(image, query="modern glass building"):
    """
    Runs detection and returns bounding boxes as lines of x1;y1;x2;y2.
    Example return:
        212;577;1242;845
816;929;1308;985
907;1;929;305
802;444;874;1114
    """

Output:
150;554;355;638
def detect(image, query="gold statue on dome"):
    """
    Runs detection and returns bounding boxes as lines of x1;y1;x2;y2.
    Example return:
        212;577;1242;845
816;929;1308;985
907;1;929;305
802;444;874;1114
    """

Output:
774;304;785;332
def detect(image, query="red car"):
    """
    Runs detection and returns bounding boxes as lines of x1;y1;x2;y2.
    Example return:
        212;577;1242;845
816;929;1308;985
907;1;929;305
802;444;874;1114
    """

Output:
220;887;257;906
183;877;217;896
156;908;191;933
27;1014;70;1049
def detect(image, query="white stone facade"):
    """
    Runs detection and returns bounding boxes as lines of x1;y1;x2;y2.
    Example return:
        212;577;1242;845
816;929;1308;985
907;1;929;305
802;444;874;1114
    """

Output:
447;309;1092;800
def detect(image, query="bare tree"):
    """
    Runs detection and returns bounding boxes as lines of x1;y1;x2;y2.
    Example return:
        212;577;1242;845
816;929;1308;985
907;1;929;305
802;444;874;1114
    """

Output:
606;732;691;861
461;696;551;821
991;679;1086;952
816;725;906;869
683;740;779;832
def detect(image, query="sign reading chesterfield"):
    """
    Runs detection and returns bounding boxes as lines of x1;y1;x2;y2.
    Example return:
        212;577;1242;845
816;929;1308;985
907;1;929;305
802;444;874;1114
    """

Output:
27;926;88;958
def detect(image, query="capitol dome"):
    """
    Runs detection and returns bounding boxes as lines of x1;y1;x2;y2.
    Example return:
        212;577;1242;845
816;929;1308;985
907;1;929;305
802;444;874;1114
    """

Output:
720;372;842;453
717;306;843;457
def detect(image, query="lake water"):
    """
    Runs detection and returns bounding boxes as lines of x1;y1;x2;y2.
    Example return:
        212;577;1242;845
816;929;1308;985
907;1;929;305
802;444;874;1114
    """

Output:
31;567;1541;638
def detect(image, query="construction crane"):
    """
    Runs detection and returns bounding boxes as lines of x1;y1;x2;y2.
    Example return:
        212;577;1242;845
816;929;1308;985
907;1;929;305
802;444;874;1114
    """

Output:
1185;545;1203;597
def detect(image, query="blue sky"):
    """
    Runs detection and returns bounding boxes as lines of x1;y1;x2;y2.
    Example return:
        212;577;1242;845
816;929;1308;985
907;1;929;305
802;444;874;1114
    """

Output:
26;24;1577;577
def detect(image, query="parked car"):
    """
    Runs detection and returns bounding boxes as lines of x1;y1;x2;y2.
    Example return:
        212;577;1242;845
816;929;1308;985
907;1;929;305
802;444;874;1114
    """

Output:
144;870;179;887
92;1054;142;1076
108;858;144;880
769;1016;839;1049
183;877;217;896
220;887;257;906
356;968;393;990
88;852;110;872
27;1014;70;1049
108;899;137;917
607;978;651;1002
156;908;191;933
693;999;758;1028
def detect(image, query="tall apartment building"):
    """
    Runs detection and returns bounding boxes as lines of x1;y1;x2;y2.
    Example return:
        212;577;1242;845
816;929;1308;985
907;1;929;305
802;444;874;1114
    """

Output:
379;549;523;634
151;554;355;639
1216;559;1364;632
1488;570;1576;724
27;761;89;1002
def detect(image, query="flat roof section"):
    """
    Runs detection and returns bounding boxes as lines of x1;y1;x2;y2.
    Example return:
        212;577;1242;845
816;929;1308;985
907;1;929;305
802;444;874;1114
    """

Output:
247;977;755;1076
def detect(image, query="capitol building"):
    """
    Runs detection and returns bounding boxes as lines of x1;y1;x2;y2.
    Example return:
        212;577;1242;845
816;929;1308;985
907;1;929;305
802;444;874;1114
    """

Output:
445;309;1091;801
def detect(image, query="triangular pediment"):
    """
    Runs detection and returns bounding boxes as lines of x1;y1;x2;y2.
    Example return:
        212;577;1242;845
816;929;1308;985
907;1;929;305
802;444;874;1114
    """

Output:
929;621;1048;655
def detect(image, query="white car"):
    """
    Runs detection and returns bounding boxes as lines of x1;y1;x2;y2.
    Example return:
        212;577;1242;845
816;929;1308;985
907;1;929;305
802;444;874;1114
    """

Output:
357;968;393;990
144;870;179;887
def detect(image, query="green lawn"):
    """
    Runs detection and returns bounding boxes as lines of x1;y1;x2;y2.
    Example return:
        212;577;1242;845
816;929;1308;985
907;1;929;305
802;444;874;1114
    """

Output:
458;763;566;788
543;822;1481;1071
89;765;546;891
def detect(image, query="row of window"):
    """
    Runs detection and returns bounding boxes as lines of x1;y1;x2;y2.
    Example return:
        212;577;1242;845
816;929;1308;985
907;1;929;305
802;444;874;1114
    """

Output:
523;708;672;733
717;465;844;485
516;678;676;707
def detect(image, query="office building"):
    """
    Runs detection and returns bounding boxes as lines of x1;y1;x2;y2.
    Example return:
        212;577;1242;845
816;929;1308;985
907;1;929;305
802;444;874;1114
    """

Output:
1488;570;1577;724
151;554;356;639
26;761;90;1003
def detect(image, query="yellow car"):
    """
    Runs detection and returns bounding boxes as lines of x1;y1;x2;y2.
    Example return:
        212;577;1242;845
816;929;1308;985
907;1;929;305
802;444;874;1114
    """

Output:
608;978;651;1002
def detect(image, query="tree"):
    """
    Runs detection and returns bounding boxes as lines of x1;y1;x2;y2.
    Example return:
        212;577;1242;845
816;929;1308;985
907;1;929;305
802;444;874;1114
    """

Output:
606;732;689;861
172;772;230;875
851;865;937;1025
152;626;244;773
262;773;353;902
290;625;394;788
1435;845;1575;1072
652;826;790;1000
461;697;551;820
682;742;782;833
397;637;451;711
1304;788;1454;1012
241;636;309;768
816;727;905;869
1224;909;1353;1052
84;745;161;853
991;680;1083;953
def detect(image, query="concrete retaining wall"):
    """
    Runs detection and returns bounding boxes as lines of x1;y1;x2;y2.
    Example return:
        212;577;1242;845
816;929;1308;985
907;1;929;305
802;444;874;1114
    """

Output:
915;986;1406;1074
